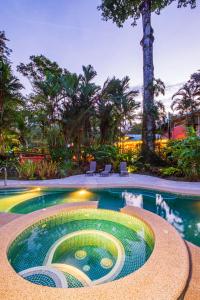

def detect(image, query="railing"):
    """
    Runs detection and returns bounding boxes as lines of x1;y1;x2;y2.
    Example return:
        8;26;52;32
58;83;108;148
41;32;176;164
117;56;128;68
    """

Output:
0;167;7;186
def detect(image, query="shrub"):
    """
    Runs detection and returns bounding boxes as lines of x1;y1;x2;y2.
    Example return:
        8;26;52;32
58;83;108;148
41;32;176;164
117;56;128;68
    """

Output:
117;149;140;165
47;127;73;162
16;159;58;180
58;161;76;177
167;128;200;180
85;145;140;172
127;165;138;173
16;160;37;180
36;160;58;179
160;167;182;177
87;145;118;165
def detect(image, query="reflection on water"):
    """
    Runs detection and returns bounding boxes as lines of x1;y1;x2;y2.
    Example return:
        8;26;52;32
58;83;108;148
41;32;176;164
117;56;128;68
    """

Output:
155;194;184;236
122;192;143;208
122;192;184;235
119;190;200;245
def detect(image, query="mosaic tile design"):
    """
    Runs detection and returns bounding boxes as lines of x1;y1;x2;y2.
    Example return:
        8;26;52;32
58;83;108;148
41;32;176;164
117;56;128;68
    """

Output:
8;209;154;288
25;274;56;287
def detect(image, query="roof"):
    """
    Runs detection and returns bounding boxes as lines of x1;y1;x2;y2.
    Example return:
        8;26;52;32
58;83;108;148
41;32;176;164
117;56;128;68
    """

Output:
126;134;161;141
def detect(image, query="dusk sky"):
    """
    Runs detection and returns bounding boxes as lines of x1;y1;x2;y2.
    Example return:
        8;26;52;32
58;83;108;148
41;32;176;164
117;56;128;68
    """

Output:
1;0;200;110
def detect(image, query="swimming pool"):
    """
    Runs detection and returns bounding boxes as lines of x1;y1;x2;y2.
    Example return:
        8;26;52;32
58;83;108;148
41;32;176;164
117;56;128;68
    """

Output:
0;187;200;246
8;209;154;288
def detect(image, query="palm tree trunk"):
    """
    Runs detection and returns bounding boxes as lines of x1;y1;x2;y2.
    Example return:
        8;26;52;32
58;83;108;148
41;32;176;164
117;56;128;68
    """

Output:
140;0;156;161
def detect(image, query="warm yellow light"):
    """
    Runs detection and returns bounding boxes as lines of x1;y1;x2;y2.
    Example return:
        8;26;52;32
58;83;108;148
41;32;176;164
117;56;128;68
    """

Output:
67;189;94;203
78;189;87;195
30;187;42;193
0;190;43;212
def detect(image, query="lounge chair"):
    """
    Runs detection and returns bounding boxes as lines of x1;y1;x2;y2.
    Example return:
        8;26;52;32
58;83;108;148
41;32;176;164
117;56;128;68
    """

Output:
100;164;112;176
86;161;96;176
119;162;129;176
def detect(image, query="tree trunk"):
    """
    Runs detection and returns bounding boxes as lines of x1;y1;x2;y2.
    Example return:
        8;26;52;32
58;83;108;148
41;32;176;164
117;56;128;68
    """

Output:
140;0;156;162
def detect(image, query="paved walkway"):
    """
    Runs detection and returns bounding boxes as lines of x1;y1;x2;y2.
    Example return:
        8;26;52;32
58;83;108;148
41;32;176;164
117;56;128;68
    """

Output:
1;174;200;195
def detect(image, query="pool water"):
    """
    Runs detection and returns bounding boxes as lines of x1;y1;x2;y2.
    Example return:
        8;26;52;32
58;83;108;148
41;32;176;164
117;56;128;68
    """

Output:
1;187;200;246
8;209;154;288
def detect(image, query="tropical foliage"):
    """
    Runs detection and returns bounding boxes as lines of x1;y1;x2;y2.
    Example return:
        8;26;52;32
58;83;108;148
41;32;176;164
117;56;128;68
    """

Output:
0;31;24;134
171;70;200;127
97;76;139;144
98;0;196;161
17;56;140;160
16;159;59;180
165;128;200;180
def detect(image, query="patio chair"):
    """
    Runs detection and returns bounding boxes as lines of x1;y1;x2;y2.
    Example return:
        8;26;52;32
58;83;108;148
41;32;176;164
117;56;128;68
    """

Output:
119;162;129;176
100;164;112;176
86;161;97;176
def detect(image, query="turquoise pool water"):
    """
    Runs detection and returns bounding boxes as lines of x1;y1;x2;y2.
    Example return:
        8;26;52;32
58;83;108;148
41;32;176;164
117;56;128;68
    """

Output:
8;209;154;288
1;187;200;246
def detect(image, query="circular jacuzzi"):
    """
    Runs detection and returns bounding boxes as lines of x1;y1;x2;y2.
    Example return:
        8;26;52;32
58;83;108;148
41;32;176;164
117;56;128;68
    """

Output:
8;209;154;289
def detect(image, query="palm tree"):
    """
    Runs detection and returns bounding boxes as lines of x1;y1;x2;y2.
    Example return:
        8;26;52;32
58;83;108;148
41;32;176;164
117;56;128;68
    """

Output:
153;78;166;130
60;65;100;160
171;80;200;128
96;79;115;144
79;65;100;145
97;76;139;144
154;100;166;131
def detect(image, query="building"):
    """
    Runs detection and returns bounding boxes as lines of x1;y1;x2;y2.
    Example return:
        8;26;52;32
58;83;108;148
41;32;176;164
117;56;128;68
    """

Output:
168;111;200;139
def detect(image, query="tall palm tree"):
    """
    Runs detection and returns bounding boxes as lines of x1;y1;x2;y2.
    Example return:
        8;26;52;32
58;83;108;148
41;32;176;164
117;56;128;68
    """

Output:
60;65;100;160
97;77;139;144
79;65;100;145
171;81;200;128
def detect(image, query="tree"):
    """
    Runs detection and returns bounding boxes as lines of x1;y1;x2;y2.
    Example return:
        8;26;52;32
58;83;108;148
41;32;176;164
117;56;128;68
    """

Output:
154;100;166;130
97;76;139;144
98;0;196;162
59;65;100;160
0;32;23;133
0;31;12;63
17;55;66;130
17;55;64;88
0;62;24;131
18;59;101;158
153;78;166;130
171;71;200;128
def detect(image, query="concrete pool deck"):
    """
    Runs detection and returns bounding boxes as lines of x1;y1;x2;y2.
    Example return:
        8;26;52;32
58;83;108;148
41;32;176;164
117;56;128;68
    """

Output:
1;173;200;195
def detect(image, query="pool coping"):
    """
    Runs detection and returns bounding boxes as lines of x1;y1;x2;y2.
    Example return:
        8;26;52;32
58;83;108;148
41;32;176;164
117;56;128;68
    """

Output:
0;202;189;300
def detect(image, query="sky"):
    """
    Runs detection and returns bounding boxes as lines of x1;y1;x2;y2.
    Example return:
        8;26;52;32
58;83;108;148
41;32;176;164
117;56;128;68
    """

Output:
1;0;200;111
